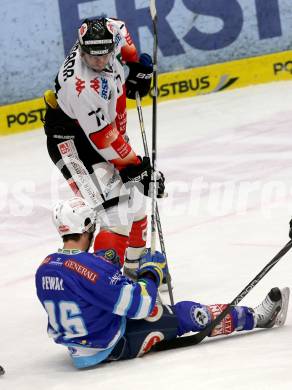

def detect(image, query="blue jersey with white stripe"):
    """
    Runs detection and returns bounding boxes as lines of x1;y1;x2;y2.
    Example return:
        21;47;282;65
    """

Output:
35;249;157;352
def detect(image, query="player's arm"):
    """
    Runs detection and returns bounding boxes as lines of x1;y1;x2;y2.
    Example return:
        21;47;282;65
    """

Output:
114;249;166;319
108;18;139;63
71;84;164;196
111;249;166;319
109;18;153;100
89;122;165;197
68;87;139;170
81;265;158;319
84;250;166;319
120;26;138;63
89;121;141;170
112;277;158;319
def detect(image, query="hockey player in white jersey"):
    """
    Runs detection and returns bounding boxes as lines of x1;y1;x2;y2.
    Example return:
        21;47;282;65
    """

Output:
44;18;164;278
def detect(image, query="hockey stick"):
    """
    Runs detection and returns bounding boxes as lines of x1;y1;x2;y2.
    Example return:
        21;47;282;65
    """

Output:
149;0;158;254
154;239;292;351
136;91;175;305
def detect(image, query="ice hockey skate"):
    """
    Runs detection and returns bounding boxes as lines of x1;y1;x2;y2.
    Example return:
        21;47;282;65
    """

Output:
254;287;290;328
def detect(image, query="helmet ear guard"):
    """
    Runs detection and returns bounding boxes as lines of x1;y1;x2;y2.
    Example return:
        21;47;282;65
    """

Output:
78;18;115;56
53;197;97;237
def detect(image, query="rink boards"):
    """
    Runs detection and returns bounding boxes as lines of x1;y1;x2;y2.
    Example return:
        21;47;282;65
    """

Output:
0;50;291;136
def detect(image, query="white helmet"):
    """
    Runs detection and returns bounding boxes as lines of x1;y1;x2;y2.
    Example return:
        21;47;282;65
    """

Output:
53;197;96;237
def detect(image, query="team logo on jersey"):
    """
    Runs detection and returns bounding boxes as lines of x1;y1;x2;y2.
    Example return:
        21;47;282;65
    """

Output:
49;257;64;267
109;270;122;285
98;249;121;267
75;77;85;96
64;259;99;284
137;332;164;356
90;77;109;100
90;78;100;94
104;249;116;261
105;249;121;266
101;78;109;100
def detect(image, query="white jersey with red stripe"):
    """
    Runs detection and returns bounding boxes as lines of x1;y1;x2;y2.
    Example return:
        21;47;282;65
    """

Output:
55;18;139;171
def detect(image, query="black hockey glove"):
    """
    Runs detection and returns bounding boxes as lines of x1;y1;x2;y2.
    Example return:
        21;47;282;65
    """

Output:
125;53;153;99
289;219;292;239
119;156;165;198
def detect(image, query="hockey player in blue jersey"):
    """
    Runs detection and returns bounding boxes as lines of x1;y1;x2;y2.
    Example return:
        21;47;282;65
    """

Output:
35;197;290;368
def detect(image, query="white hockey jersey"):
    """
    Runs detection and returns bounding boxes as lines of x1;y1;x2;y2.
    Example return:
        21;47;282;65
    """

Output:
55;18;140;171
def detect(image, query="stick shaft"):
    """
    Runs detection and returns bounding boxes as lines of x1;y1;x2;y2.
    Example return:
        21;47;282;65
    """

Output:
148;0;175;305
155;239;292;350
135;92;175;305
150;0;158;255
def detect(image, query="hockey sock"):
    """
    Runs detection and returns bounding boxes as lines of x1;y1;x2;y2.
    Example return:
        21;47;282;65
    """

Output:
207;304;254;336
125;216;147;275
93;230;129;266
172;301;255;337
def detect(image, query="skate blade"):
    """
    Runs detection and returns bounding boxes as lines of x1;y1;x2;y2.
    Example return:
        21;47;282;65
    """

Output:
276;287;290;327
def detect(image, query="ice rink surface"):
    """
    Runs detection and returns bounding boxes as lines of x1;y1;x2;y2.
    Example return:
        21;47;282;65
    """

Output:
1;81;292;389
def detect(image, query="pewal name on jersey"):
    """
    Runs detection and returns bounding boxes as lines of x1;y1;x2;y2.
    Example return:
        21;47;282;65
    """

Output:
42;276;64;291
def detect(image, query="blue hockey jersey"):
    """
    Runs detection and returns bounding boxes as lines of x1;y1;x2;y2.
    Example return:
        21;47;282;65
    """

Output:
35;248;158;367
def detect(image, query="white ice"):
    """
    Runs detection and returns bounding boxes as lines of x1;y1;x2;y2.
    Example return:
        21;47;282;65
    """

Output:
1;81;292;390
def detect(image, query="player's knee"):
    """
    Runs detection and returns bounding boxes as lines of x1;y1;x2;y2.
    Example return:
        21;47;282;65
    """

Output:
173;301;211;336
117;306;179;359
